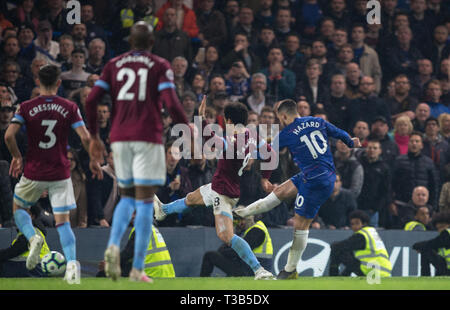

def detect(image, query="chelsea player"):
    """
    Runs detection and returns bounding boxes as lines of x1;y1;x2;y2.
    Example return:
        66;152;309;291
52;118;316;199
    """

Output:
234;99;361;279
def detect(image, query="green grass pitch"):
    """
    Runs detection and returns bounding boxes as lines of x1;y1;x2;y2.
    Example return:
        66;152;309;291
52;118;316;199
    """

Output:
0;277;449;290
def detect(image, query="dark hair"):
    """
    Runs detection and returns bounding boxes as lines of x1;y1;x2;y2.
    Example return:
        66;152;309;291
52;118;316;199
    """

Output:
410;130;424;140
277;99;298;115
224;102;248;125
71;48;85;56
129;21;155;50
424;116;439;127
349;210;370;225
38;65;61;88
432;211;450;226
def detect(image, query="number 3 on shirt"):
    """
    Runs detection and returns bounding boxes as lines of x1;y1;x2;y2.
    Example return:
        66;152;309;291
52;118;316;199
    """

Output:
39;119;57;149
300;130;327;159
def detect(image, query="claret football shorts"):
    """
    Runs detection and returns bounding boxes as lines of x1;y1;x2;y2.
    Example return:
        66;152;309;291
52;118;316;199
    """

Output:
111;141;166;188
13;176;76;214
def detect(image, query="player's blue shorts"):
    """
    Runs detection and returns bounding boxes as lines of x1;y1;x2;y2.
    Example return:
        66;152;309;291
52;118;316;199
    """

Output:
290;170;336;219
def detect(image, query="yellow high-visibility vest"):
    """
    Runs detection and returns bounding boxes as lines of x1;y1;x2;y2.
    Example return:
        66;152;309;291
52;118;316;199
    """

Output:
129;226;175;278
438;228;450;270
354;226;392;277
11;228;50;261
243;220;273;259
404;221;427;231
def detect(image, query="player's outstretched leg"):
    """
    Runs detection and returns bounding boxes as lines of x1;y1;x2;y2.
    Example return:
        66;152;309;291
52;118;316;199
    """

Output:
13;204;42;270
154;196;188;221
129;198;154;283
105;196;136;281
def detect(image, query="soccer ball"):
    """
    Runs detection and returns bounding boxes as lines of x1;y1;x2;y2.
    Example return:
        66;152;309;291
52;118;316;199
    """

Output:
41;251;66;276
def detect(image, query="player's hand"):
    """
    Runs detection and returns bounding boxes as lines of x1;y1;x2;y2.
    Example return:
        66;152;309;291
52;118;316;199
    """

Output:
198;94;207;118
351;137;362;148
89;160;104;180
89;136;106;164
261;178;274;193
9;156;23;178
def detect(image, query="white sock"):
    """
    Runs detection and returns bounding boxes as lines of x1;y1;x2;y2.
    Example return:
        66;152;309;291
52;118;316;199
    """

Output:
241;192;281;216
284;230;309;273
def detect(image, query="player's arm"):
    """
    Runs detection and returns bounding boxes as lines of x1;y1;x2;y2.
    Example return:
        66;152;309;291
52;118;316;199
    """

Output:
325;121;361;148
160;84;189;125
4;123;23;178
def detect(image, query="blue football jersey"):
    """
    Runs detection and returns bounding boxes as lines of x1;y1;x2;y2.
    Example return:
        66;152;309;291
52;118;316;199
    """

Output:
273;117;354;178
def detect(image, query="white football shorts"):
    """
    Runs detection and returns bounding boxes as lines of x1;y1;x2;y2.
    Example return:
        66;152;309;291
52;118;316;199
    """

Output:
111;141;166;188
199;183;239;219
14;176;76;214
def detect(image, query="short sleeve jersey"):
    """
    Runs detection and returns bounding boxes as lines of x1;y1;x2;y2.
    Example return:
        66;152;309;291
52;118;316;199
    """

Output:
12;95;84;181
95;50;175;144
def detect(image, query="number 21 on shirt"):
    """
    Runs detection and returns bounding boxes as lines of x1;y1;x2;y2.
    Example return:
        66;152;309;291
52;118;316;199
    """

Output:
116;68;148;101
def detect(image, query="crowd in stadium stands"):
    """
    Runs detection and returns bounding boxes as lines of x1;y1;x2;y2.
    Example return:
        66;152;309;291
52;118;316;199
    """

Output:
1;0;450;231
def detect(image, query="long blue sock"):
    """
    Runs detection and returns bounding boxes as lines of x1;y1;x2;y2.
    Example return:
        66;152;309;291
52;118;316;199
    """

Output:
14;209;36;240
56;221;76;262
133;199;153;270
108;197;135;247
162;198;188;214
231;234;261;272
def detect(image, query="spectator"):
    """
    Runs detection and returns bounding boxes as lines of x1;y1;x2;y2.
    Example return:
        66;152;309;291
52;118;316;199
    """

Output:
254;0;275;30
206;74;226;103
282;34;303;75
351;24;383;93
295;58;330;110
347;76;391;131
223;0;240;40
156;141;193;227
273;7;296;45
60;48;90;97
384;25;423;82
387;74;419;121
85;38;106;75
409;0;435;53
439;164;450;213
426;25;450;71
258;105;277;143
70;23;88;56
413;102;431;133
295;0;323;39
317;17;335;48
297;98;311;117
247;110;259;126
260;47;296;101
352;120;370;148
229;6;259;48
438;113;450;143
310;39;336;83
41;0;71;38
181;91;197;122
404;206;431;231
191;73;206;102
422;116;450;175
425;79;450;118
192;45;223;85
393;115;414;155
9;0;40;31
318;173;357;229
334;44;355;76
329;27;349;60
392;185;432;229
17;23;36;64
253;26;278;67
195;0;228;49
392;131;440;210
1;60;29;103
153;7;192;64
34;19;59;64
68;149;87;228
56;34;74;72
221;32;261;75
412;211;450;276
344;62;362;100
411;58;435;99
241;72;273;115
155;0;199;38
97;102;111;149
172;56;192;99
356;139;392;228
324;73;351;131
333;140;364;199
224;60;250;101
0;36;29;77
80;2;108;45
0;159;13;227
368;116;399;169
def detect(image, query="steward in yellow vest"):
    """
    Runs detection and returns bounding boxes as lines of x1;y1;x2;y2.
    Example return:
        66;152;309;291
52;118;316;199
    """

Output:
200;216;273;277
413;212;450;276
0;206;50;277
404;206;431;231
329;210;392;277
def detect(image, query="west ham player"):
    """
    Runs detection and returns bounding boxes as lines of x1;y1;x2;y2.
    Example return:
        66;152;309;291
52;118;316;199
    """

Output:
153;96;275;280
4;64;91;284
85;22;188;282
234;99;361;279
